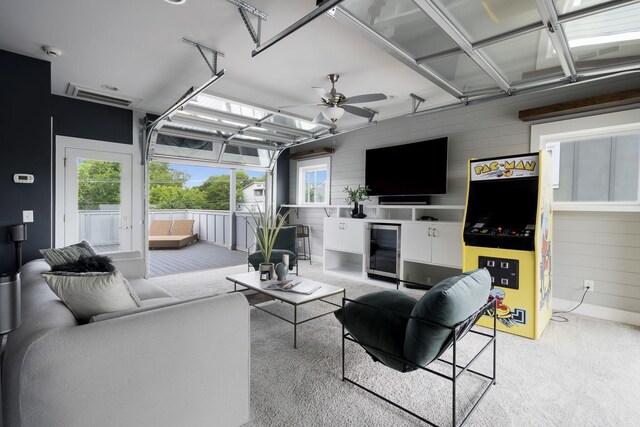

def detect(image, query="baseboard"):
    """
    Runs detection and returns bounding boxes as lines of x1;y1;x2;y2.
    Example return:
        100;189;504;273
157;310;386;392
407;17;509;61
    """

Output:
553;297;640;326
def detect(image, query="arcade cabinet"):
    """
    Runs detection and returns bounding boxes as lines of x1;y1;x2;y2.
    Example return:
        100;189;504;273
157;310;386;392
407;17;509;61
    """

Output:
462;152;552;339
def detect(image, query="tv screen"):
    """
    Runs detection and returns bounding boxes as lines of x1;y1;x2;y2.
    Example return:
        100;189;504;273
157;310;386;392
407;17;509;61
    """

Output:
365;137;448;196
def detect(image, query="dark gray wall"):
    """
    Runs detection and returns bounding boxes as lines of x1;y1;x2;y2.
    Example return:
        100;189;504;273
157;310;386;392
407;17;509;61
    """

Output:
276;148;290;209
52;95;133;144
0;50;51;273
0;49;134;272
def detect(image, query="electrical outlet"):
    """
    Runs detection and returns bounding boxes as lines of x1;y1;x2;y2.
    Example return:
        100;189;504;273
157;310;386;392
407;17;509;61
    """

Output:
583;279;595;292
23;210;34;223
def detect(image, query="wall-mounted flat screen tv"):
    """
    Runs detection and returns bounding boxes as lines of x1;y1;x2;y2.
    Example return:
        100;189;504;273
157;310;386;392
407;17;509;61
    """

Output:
365;137;448;196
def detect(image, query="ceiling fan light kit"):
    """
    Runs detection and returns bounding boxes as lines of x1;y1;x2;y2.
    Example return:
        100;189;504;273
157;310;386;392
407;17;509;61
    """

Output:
322;105;344;122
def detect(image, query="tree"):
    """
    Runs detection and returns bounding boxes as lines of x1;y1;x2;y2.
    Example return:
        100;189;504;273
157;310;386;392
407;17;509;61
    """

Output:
77;160;121;210
149;162;189;187
148;185;208;209
199;175;232;210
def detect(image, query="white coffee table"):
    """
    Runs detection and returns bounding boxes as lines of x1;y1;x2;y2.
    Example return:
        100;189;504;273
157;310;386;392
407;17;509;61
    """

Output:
227;272;345;348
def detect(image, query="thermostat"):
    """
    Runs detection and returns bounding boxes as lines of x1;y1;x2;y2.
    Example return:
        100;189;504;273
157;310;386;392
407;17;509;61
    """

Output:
13;174;34;184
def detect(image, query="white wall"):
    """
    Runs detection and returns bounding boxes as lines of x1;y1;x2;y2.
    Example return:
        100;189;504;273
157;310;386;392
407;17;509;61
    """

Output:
289;74;640;315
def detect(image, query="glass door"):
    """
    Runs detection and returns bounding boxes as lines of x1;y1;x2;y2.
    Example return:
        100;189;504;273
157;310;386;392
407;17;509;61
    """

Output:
64;148;133;252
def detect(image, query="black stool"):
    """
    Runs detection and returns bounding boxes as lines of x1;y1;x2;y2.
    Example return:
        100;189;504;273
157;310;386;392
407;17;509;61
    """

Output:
296;224;311;265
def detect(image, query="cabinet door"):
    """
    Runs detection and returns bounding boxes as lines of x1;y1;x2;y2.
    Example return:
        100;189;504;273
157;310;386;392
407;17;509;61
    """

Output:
342;219;365;253
323;218;344;250
431;223;463;268
401;222;431;263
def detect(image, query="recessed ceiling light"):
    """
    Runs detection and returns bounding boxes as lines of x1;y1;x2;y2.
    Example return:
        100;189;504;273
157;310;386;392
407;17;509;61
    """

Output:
101;84;119;91
164;0;187;4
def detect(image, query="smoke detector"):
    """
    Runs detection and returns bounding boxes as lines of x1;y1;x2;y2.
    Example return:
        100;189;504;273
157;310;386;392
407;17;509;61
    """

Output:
42;46;62;57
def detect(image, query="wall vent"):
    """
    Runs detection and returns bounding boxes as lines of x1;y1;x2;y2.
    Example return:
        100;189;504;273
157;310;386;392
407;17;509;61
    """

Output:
66;83;140;108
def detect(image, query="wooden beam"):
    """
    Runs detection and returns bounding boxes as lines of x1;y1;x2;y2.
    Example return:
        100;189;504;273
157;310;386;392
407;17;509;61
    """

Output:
519;88;640;122
288;147;335;160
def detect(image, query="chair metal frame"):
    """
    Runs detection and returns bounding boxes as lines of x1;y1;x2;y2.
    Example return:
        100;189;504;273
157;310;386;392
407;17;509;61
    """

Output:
341;298;497;427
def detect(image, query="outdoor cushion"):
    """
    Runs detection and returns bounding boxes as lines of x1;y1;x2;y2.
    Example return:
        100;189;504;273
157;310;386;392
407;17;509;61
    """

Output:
149;220;172;236
334;290;418;372
403;268;491;369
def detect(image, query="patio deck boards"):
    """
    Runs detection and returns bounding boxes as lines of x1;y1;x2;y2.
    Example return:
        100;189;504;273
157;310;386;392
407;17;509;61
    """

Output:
150;242;247;277
94;241;248;277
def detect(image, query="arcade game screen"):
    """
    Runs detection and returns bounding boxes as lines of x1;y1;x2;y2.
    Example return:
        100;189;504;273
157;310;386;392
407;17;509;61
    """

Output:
464;177;538;251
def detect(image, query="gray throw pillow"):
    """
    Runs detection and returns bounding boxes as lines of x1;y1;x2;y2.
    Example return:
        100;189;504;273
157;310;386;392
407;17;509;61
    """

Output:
403;268;491;368
40;241;97;267
42;271;142;322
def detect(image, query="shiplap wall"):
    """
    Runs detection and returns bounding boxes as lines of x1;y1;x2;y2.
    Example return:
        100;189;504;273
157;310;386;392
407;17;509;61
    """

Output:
288;74;640;314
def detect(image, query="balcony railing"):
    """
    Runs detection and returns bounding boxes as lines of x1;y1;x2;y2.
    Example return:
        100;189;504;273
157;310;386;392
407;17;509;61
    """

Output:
79;209;256;250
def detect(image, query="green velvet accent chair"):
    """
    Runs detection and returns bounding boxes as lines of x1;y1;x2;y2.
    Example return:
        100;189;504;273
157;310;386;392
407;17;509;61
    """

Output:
335;268;497;425
247;226;298;275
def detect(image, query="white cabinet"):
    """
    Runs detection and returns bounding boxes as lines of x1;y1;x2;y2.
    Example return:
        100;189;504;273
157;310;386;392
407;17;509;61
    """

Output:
324;218;364;254
401;222;462;268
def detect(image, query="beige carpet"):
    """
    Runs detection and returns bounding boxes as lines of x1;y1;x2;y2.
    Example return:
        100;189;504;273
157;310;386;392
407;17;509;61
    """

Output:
151;263;640;426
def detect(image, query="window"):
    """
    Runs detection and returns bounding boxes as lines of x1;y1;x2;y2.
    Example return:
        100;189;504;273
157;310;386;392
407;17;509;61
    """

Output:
531;109;640;211
296;157;331;205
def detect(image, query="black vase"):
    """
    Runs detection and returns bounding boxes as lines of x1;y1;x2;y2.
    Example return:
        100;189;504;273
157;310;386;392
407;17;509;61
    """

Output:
355;204;367;219
351;202;359;218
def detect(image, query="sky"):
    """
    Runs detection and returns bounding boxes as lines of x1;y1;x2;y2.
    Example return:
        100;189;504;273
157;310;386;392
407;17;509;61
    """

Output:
169;164;266;188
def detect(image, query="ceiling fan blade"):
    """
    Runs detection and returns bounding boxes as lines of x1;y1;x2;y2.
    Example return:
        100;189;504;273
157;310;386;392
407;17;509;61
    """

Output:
344;93;387;104
312;87;331;99
343;105;375;119
278;103;323;109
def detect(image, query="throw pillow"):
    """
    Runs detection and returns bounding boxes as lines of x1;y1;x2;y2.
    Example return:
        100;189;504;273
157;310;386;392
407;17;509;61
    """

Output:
51;254;115;273
42;271;142;322
403;268;491;369
334;290;418;372
40;241;97;267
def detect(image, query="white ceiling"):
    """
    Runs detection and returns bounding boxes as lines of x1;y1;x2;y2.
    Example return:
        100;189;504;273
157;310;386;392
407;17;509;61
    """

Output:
0;0;456;128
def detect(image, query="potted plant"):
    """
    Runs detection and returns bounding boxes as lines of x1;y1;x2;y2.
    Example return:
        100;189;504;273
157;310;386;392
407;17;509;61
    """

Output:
247;203;291;280
343;185;371;218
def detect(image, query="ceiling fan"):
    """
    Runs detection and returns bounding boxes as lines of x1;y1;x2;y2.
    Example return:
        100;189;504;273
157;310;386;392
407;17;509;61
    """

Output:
285;74;387;124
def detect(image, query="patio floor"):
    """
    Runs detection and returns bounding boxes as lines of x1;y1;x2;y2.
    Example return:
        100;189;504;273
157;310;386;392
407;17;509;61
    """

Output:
94;241;248;277
148;241;247;277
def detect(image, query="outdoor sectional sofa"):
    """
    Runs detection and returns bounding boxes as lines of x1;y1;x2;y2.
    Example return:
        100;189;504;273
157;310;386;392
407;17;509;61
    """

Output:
149;219;198;249
0;251;250;427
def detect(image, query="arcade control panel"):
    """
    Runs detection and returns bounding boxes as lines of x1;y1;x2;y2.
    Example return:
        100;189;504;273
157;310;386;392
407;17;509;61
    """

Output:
464;222;535;251
479;256;519;290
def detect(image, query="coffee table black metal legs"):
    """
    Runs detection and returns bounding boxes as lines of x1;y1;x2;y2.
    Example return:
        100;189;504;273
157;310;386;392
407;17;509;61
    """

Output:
231;280;344;348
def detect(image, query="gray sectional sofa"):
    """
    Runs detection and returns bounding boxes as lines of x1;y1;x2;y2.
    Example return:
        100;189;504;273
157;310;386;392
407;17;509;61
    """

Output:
1;251;250;427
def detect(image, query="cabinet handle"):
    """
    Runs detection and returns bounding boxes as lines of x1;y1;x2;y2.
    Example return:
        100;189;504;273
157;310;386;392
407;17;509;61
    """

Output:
433;228;439;237
427;227;432;237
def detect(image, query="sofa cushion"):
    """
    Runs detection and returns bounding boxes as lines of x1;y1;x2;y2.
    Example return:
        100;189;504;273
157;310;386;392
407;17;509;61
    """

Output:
334;290;418;372
89;297;178;322
404;268;491;368
129;278;174;300
51;254;115;273
42;271;142;322
40;241;96;267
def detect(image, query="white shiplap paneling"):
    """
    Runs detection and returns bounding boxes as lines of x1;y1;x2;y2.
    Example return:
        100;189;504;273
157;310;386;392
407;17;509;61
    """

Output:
288;74;640;315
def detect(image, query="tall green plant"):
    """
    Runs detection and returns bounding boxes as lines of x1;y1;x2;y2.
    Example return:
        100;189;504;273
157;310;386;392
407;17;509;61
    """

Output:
247;204;291;264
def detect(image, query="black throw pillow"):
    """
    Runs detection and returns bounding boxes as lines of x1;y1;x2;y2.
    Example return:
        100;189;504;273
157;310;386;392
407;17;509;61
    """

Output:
51;255;115;273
